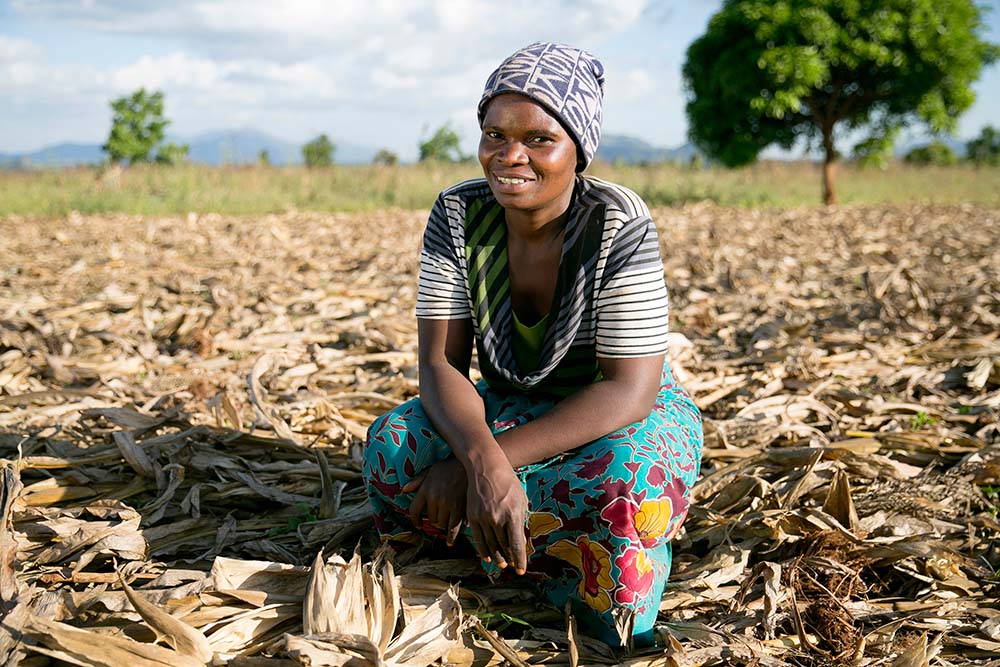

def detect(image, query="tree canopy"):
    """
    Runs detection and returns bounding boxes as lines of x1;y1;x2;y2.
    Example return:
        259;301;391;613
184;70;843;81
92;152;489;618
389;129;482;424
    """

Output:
302;134;335;168
373;149;399;166
683;0;998;203
966;125;1000;165
418;123;468;162
904;141;958;166
103;88;189;165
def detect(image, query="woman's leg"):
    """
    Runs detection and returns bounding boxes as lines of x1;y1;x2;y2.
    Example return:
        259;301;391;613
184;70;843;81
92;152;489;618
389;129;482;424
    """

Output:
362;396;457;542
363;362;704;646
518;362;703;646
361;386;555;543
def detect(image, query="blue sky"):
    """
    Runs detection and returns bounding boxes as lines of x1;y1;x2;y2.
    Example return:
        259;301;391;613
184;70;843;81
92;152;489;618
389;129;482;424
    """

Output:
0;0;997;160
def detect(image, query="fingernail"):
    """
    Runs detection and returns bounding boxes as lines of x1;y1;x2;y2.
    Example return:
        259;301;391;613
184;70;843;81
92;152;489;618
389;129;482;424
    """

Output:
483;557;491;563
516;568;525;575
498;561;507;569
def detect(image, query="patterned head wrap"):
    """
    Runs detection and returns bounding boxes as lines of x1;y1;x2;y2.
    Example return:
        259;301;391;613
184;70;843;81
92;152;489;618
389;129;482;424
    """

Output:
479;42;606;171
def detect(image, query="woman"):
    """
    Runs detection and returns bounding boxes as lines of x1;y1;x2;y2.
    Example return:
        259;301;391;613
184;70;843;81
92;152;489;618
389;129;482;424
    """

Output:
363;42;703;647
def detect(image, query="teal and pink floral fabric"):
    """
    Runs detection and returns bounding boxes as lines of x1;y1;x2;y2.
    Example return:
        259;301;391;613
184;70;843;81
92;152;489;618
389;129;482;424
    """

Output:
362;361;703;646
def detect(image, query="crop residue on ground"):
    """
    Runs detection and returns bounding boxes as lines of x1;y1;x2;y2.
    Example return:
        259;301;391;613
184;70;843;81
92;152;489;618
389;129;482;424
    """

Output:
1;204;998;666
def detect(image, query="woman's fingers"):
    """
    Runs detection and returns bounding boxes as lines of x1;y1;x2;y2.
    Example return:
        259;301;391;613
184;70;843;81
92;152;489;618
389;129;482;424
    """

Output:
506;521;528;574
470;523;491;562
482;522;514;570
445;512;463;546
401;471;427;494
479;523;504;567
443;503;464;546
408;486;427;527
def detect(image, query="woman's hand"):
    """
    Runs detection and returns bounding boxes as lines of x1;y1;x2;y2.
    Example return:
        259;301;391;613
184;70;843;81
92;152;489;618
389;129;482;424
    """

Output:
464;448;528;574
404;458;468;546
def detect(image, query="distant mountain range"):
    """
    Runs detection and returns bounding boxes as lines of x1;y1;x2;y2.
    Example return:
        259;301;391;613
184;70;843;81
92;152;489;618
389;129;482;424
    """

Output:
0;128;969;169
0;129;703;169
893;136;968;158
0;129;382;168
0;142;106;168
596;135;701;164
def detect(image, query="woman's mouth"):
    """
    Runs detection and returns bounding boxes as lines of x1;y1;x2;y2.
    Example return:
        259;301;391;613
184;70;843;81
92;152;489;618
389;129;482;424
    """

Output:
496;176;529;185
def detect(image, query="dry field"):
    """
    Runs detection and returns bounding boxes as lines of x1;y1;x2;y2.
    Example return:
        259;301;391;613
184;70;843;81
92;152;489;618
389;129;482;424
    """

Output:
1;203;999;666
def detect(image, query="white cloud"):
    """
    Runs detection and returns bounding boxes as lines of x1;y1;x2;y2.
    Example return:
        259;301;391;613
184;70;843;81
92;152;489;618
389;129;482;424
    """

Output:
0;36;41;62
2;0;674;152
0;37;104;104
620;69;655;100
10;0;650;66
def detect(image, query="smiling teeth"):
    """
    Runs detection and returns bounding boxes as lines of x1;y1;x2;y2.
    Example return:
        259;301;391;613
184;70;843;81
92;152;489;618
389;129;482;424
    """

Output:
497;176;527;184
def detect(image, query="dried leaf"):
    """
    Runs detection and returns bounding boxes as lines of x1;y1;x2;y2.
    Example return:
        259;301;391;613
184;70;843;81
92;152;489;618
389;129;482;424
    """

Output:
23;615;206;667
0;463;24;602
120;574;214;663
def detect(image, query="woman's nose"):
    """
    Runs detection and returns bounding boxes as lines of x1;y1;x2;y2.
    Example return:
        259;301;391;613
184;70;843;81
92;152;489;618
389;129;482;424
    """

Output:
498;141;528;164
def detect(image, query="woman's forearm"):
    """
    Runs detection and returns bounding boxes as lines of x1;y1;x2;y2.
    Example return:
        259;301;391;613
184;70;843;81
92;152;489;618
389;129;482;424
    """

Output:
496;366;660;468
418;361;505;469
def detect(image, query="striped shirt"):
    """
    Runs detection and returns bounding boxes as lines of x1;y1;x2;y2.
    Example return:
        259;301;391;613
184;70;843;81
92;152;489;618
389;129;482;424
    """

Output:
417;176;670;396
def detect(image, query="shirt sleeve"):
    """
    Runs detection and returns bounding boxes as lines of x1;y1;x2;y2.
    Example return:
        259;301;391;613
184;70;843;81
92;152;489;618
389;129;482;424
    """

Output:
595;215;670;357
416;193;472;319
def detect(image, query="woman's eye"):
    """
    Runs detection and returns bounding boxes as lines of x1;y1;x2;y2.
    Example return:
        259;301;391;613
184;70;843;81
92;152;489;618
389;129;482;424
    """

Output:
532;136;553;144
486;131;503;140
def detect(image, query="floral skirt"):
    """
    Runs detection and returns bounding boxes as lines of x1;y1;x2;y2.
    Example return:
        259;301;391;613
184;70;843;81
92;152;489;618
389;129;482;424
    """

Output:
362;360;703;646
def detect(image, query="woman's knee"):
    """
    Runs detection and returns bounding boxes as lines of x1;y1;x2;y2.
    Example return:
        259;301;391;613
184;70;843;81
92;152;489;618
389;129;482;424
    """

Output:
564;441;692;551
363;398;424;489
362;397;452;496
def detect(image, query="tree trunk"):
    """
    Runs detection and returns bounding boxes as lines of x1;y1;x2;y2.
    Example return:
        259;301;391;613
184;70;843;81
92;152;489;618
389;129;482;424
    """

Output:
821;125;837;205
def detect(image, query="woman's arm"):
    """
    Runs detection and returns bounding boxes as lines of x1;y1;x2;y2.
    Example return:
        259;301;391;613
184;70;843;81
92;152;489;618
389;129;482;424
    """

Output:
412;317;529;572
495;353;664;468
416;317;492;450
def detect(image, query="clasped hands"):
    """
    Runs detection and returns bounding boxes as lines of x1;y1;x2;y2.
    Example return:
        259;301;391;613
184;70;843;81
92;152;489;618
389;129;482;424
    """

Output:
402;447;528;575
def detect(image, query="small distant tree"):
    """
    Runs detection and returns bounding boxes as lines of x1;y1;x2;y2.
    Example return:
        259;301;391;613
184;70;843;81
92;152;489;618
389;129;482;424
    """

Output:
302;134;335;167
966;125;1000;166
155;142;189;165
851;129;899;170
103;88;189;165
904;142;958;166
683;0;999;204
258;149;271;166
373;149;399;166
419;122;467;162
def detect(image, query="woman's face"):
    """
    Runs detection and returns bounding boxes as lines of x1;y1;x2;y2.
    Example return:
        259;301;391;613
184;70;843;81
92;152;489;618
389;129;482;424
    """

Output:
478;93;578;220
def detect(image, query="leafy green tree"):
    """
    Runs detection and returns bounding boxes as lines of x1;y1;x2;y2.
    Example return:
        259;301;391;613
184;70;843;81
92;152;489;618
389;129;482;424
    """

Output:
302;134;335;167
966;125;1000;166
103;88;189;165
683;0;998;204
373;149;399;166
258;149;271;166
904;141;958;166
419;122;468;162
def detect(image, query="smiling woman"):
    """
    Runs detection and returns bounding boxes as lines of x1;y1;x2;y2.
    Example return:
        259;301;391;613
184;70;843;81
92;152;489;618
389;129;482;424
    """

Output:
361;42;704;650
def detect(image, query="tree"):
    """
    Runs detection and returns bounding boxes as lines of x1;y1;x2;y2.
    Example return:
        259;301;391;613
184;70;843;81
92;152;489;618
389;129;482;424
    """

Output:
155;142;189;165
302;134;335;167
373;149;399;166
904;141;958;166
258;149;271;166
419;122;468;162
966;125;1000;166
683;0;998;204
851;128;899;170
103;88;189;165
